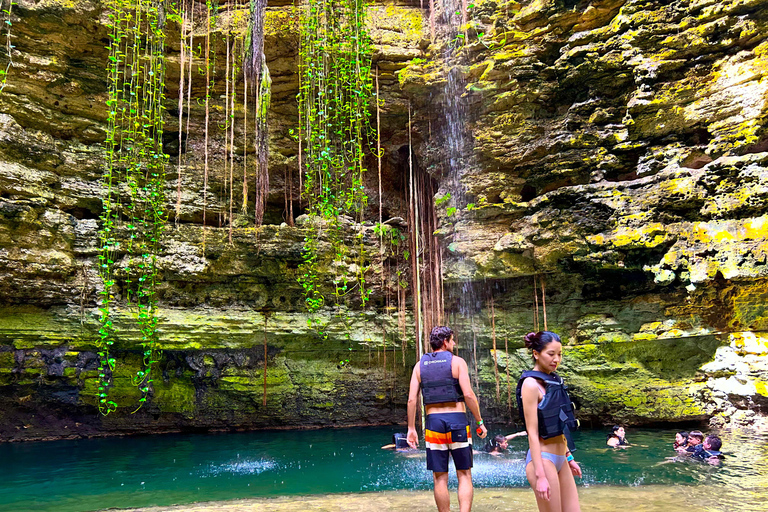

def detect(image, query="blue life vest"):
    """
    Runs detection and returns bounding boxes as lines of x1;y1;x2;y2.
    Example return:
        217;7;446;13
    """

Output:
516;370;579;450
420;351;464;404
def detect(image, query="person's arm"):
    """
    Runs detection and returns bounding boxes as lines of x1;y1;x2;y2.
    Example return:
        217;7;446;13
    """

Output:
504;431;528;440
607;437;618;447
406;363;421;449
566;447;582;477
455;356;487;439
521;378;550;501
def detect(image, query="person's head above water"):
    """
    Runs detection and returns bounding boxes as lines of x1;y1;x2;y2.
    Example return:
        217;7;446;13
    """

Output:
704;435;722;451
688;431;704;445
609;425;626;439
492;435;508;450
675;431;689;447
484;434;509;454
429;326;454;351
524;331;562;372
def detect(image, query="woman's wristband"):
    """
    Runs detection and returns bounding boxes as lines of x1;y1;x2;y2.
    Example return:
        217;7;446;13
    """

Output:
476;419;484;426
566;454;574;462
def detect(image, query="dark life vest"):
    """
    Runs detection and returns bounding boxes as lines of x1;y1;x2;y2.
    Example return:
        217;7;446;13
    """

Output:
693;445;723;459
393;433;409;449
516;370;579;450
608;435;628;446
420;351;464;404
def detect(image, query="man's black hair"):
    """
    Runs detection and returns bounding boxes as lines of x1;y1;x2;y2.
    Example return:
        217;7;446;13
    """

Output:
429;326;454;351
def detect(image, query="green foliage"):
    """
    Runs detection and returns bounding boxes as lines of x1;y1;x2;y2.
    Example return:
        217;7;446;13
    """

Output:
99;0;172;415
435;192;451;206
374;222;407;276
0;0;15;92
446;207;457;217
296;0;375;339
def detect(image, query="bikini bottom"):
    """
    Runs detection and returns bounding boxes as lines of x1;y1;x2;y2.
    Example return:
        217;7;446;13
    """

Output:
525;449;567;473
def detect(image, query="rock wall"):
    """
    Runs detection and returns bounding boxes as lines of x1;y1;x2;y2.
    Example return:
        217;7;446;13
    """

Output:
0;0;766;441
402;0;768;428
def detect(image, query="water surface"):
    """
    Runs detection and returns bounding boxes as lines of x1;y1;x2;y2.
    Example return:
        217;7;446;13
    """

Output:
0;426;765;512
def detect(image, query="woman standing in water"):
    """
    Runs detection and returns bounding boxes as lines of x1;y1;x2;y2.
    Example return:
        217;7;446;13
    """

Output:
517;331;582;512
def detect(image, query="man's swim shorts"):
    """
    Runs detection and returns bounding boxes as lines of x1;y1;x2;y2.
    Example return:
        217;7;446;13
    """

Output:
425;412;473;472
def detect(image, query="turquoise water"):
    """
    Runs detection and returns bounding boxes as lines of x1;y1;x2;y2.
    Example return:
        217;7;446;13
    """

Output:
0;426;766;512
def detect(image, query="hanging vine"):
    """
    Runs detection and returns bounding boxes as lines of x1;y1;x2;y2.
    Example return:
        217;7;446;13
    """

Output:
99;0;174;414
296;0;375;344
0;0;15;91
245;0;270;226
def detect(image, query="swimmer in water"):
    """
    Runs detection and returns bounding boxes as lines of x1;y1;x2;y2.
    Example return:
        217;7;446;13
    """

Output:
691;435;724;466
382;433;411;451
673;431;689;451
606;426;629;448
682;431;704;453
483;431;528;455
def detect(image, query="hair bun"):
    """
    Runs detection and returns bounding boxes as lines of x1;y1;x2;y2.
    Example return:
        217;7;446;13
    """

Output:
524;331;539;348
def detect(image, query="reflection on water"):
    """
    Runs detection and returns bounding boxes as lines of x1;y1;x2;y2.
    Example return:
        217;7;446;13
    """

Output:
0;426;765;512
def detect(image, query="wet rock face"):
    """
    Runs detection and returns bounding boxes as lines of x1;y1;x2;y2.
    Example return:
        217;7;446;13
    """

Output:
405;0;768;427
0;0;767;440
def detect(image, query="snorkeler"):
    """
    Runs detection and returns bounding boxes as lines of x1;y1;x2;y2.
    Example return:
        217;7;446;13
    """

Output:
606;426;629;447
517;331;582;512
406;326;487;512
483;431;527;455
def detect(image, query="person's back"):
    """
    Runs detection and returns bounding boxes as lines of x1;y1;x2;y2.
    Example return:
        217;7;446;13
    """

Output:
406;326;487;512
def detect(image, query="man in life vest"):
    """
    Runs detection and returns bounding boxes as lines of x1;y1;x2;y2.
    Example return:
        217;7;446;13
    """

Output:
406;326;488;512
692;434;724;465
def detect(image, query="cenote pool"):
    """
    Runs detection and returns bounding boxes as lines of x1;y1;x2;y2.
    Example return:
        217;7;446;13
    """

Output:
0;427;766;512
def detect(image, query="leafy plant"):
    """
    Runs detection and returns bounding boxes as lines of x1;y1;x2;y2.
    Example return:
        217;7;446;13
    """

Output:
0;0;15;92
296;0;376;346
435;192;451;206
99;0;173;415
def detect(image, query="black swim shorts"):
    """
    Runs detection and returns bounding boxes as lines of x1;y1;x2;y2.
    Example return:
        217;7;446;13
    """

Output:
425;412;473;472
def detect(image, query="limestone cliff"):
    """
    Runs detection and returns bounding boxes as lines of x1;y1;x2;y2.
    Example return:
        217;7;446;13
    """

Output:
0;0;766;441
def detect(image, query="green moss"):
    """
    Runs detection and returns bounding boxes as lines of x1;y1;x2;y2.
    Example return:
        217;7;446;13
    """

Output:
154;380;197;416
0;307;84;349
600;336;722;379
0;351;14;370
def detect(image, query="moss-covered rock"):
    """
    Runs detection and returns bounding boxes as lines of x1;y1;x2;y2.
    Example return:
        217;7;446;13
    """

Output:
1;0;767;440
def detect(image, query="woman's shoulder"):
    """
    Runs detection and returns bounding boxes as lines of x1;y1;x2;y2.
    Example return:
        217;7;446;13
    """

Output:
520;376;543;396
521;376;541;387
